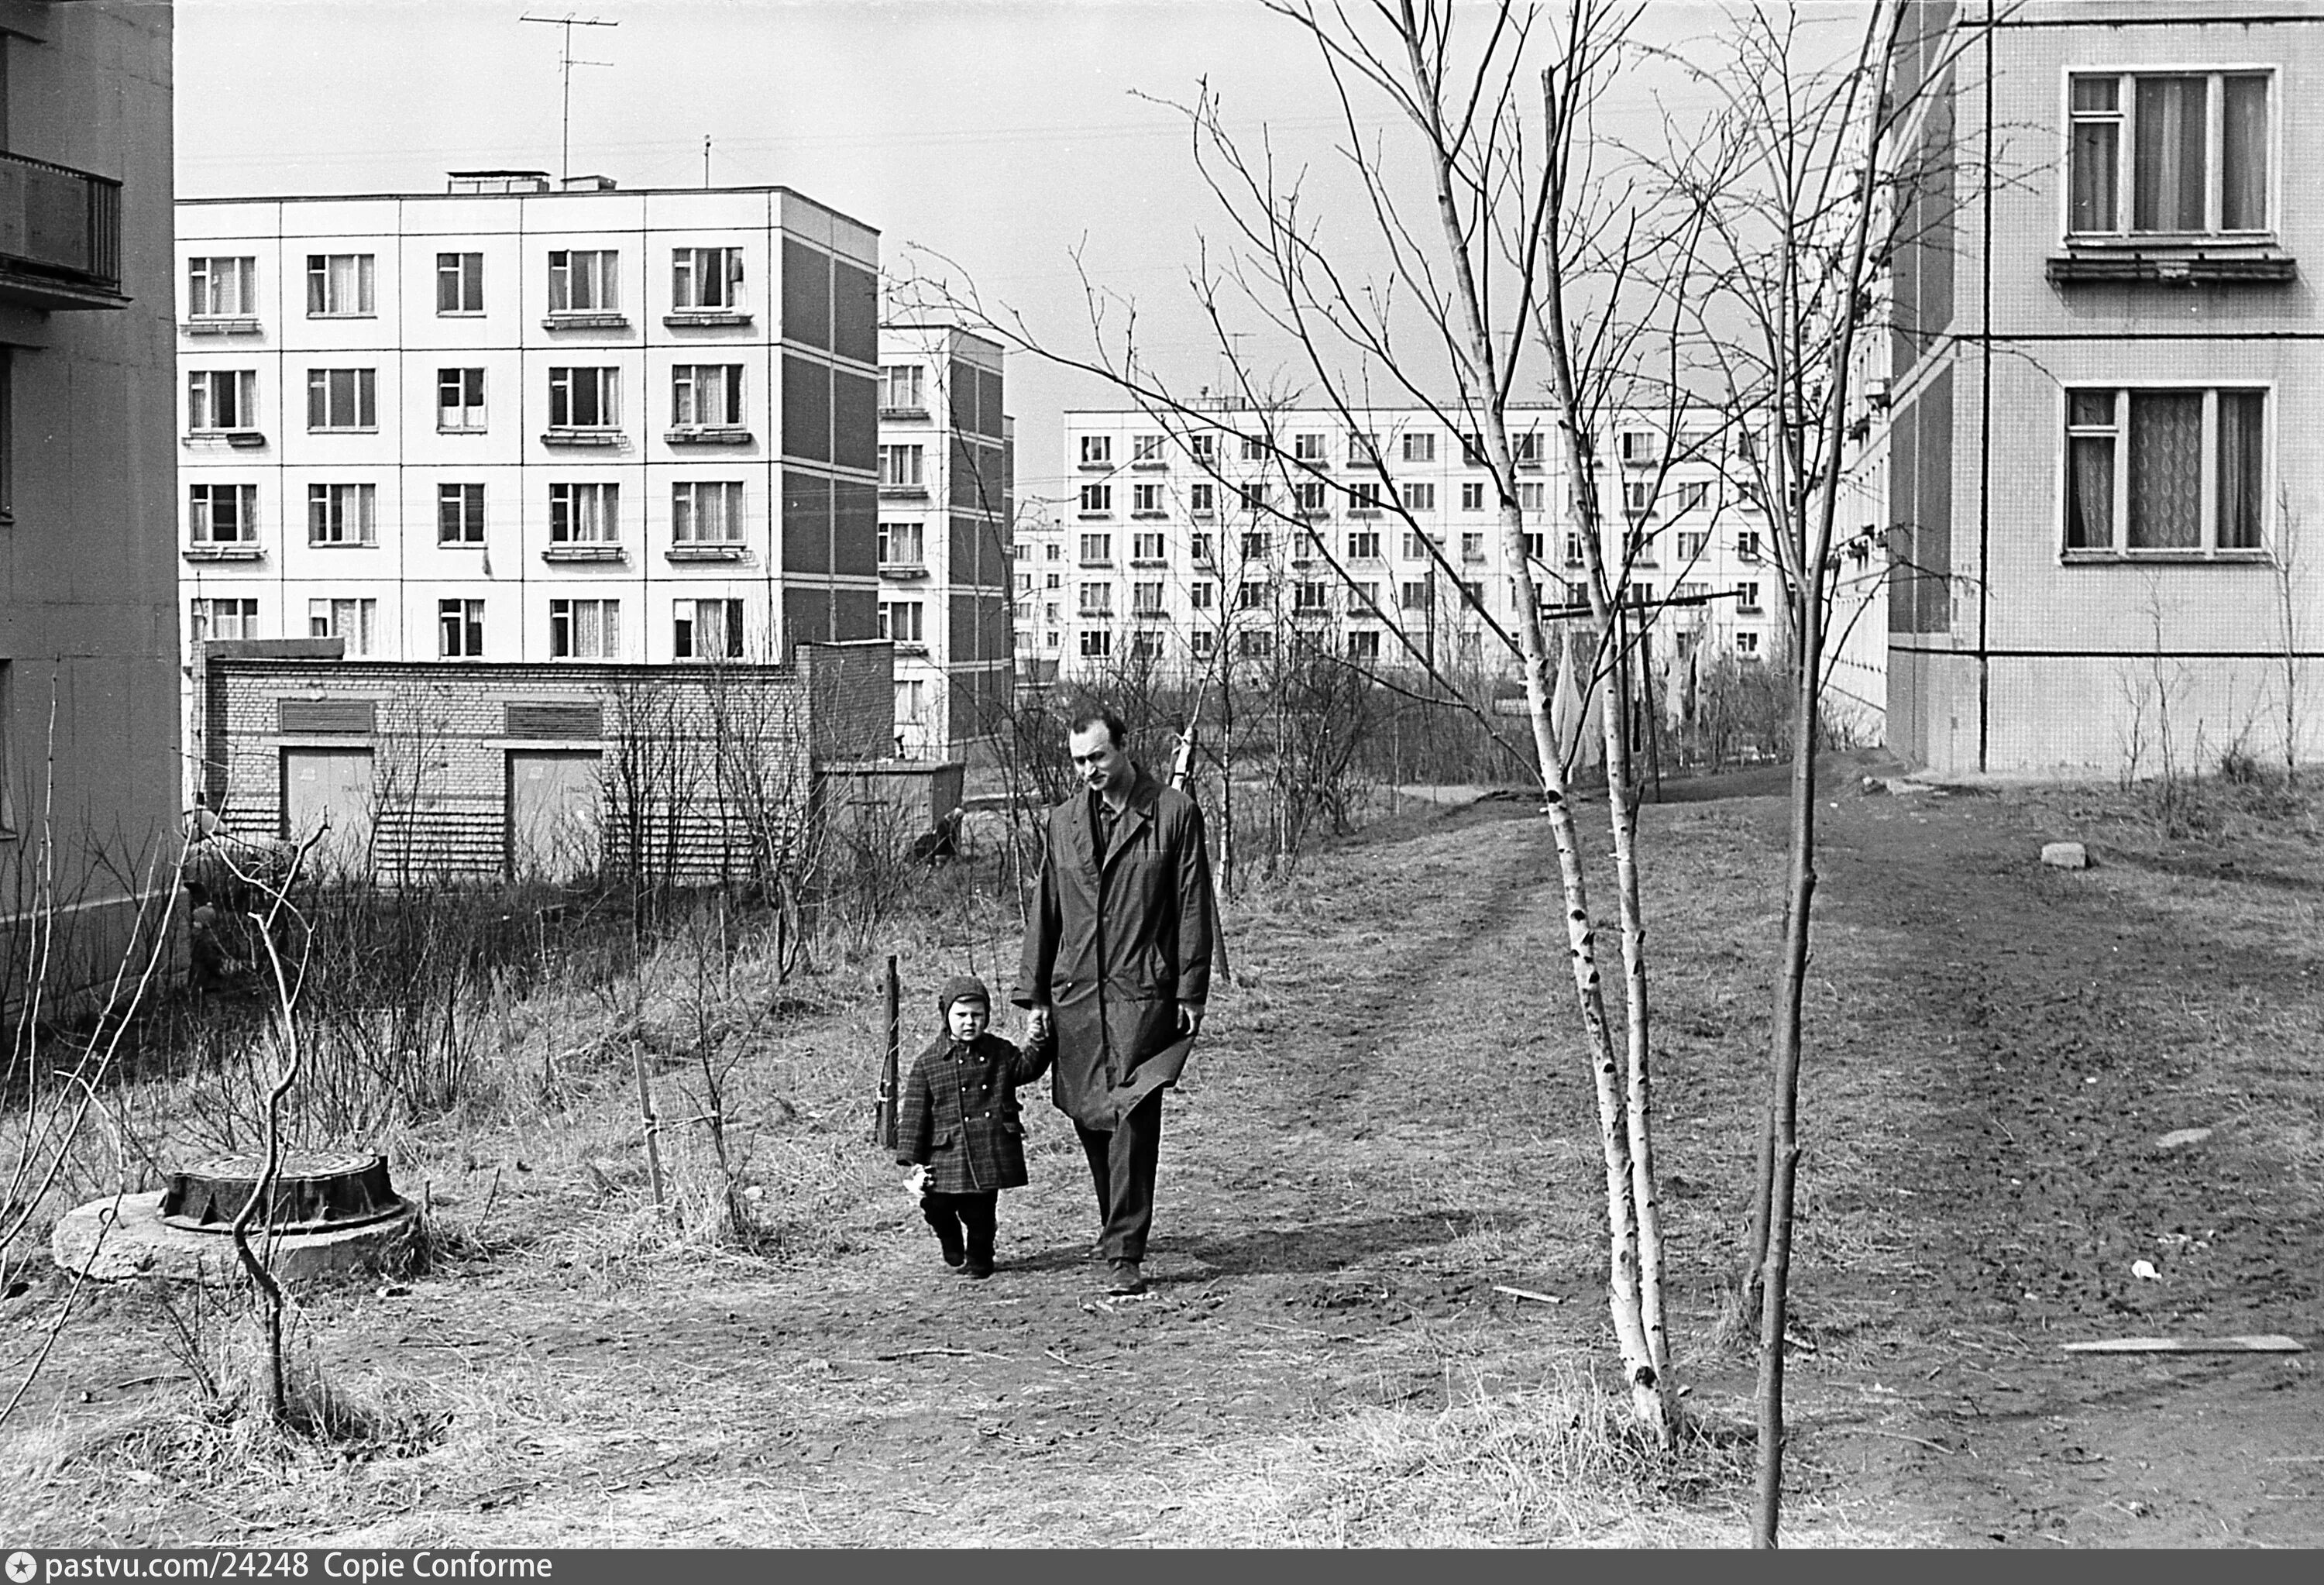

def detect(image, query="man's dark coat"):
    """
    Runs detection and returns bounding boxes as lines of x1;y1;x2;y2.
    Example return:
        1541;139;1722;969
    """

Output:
1015;766;1219;1130
895;1031;1051;1194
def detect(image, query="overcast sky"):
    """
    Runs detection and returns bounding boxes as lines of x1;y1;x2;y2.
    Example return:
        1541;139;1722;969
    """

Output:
176;0;1854;510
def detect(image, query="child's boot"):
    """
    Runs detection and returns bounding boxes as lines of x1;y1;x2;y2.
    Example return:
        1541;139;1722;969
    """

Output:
920;1195;966;1268
962;1195;997;1280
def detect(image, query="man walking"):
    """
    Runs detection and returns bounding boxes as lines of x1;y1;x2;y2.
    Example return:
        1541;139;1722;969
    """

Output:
1016;709;1219;1296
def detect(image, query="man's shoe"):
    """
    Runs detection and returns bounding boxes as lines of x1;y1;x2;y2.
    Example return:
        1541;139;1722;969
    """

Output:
964;1259;994;1281
1106;1259;1146;1296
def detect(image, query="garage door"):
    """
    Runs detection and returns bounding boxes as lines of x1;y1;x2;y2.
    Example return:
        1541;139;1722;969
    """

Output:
506;750;603;881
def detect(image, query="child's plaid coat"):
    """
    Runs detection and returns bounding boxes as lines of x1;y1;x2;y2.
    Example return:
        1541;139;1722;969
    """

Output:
895;1031;1053;1194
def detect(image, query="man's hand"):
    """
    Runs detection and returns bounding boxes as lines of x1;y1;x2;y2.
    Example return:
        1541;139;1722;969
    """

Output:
1177;1002;1205;1037
1027;1004;1054;1045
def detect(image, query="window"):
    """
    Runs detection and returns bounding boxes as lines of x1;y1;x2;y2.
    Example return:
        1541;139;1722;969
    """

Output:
1045;571;1061;588
1079;532;1112;564
1349;432;1381;467
1402;432;1436;464
2068;71;2270;237
438;367;486;431
1517;482;1546;512
878;519;925;566
438;599;485;658
187;370;257;431
550;482;620;543
1624;480;1656;520
1188;580;1215;610
1294;580;1329;611
1619;430;1662;466
1015;572;1033;595
1132;483;1164;514
676;481;745;542
1133;434;1164;463
305;368;376;431
1044;542;1062;561
188;256;256;318
438;483;486;544
1236;582;1267;611
1736;530;1762;561
1403;531;1432;560
548;599;620;659
1296;480;1328;514
437;252;484;314
1189;433;1219;465
1402;482;1435;513
548;249;619;312
879;600;926;645
674;599;745;658
897;679;927;724
1131;631;1164;662
1565;531;1587;566
673;246;742;310
1294;433;1326;462
2064;387;2265;552
1348;481;1380;512
1523;531;1545;560
308;598;376;655
548;366;619;429
188;483;256;544
1675;530;1709;563
1460;431;1487;466
1081;629;1112;658
1081;582;1114;616
1628;528;1659;566
1460;579;1484;604
1133;581;1165;614
305;253;374;316
881;444;925;488
1461;531;1485;561
1079;483;1112;514
1239;631;1274;660
1672;482;1711;515
1353;580;1380;608
1346;531;1380;560
1079;435;1112;466
1239;483;1271;513
307;483;376;545
190;597;260;642
1240;435;1267;462
1240;531;1271;559
672;364;743;427
1045;631;1061;650
1461;480;1486;512
1511;431;1542;466
1347;630;1381;660
1399;580;1428;610
1189;532;1214;564
880;363;924;411
1132;531;1166;562
1189;629;1215;658
1735;581;1763;614
1189;482;1216;516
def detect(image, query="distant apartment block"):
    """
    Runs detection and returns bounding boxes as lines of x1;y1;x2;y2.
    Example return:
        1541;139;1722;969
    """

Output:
1883;2;2324;776
175;173;886;786
1020;404;1814;693
0;1;179;980
876;325;1013;757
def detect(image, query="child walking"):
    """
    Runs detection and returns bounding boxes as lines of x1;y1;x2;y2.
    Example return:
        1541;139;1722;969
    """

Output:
896;975;1051;1279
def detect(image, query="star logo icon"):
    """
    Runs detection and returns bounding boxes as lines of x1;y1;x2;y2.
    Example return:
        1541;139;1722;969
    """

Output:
5;1551;37;1585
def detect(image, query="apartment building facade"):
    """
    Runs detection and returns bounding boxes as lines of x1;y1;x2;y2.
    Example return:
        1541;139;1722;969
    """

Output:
1019;404;1800;693
876;325;1012;758
175;174;885;786
1885;2;2324;777
1;0;179;985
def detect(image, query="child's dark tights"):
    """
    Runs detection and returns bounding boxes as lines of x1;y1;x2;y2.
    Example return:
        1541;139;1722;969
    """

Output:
920;1190;997;1271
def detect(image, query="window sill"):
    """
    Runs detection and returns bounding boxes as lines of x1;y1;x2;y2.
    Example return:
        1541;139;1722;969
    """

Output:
1077;462;1114;472
669;543;748;562
878;404;928;420
2061;548;2273;566
665;310;751;328
439;539;486;549
438;310;486;318
541;429;626;447
307;540;380;550
182;317;261;335
541;312;630;330
665;426;754;445
308;311;376;321
184;544;264;562
544;545;625;562
185;430;269;449
438;424;487;435
2047;248;2296;285
880;483;930;499
879;562;930;579
1131;460;1169;471
1129;557;1169;568
892;642;930;656
1130;511;1167;520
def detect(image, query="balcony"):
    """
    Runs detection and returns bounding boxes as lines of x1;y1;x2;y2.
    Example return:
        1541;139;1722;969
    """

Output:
542;543;626;562
183;542;263;562
667;542;747;562
664;425;754;445
0;152;125;311
541;428;626;448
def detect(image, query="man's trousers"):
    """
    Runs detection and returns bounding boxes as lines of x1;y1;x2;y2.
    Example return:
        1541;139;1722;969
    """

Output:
1074;1089;1164;1262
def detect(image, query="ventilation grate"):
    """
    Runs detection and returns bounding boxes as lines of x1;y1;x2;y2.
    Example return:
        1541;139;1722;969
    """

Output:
277;697;376;735
506;701;603;740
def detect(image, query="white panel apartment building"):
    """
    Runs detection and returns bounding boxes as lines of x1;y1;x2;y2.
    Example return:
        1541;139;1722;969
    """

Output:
174;172;885;779
1019;405;1825;693
876;325;1013;758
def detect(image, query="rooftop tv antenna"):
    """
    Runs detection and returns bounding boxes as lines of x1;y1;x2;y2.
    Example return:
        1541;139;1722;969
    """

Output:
520;12;619;183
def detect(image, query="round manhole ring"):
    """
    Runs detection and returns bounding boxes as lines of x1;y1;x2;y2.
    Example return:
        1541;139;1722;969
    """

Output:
159;1150;404;1235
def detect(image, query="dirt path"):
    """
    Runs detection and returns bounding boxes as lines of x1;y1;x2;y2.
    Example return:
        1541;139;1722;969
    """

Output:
5;775;2320;1546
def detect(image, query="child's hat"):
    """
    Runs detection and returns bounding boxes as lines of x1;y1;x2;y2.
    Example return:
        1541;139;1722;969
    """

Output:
937;974;991;1017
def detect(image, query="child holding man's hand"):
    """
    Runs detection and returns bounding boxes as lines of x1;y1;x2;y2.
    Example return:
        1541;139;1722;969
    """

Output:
896;975;1051;1279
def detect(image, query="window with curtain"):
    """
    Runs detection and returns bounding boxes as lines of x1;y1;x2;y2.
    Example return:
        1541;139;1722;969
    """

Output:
2064;387;2266;555
2069;71;2270;237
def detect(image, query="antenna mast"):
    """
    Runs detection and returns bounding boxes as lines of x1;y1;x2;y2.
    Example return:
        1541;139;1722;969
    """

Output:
520;12;619;183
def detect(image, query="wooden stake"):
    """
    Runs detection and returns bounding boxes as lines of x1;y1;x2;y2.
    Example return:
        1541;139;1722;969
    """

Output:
633;1039;666;1210
875;954;901;1149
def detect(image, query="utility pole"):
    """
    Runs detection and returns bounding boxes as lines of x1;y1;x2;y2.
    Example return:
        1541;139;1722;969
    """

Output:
520;12;618;184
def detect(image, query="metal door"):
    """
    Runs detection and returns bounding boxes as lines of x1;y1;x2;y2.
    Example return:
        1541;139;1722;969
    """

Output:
506;750;603;880
280;748;375;875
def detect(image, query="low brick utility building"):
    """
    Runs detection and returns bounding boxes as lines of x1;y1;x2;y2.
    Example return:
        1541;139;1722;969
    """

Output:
195;638;896;884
